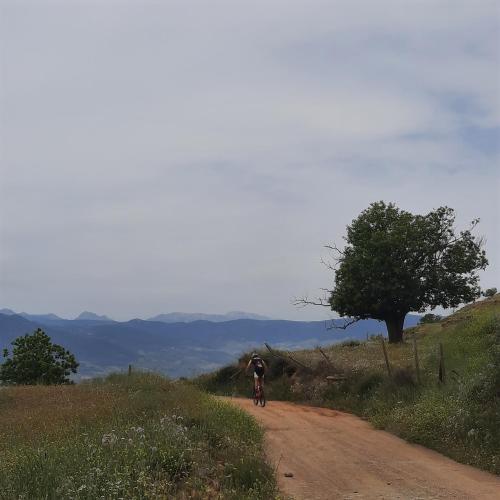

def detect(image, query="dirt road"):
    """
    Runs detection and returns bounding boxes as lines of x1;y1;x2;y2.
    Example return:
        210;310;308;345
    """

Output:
227;398;500;500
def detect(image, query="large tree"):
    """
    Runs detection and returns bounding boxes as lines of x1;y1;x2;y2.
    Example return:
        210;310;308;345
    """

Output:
302;202;488;343
0;328;78;384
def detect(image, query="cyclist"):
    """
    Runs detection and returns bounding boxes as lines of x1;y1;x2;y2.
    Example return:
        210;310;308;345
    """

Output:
246;352;267;393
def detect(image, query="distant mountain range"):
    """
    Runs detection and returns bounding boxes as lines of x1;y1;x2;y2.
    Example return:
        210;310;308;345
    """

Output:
148;311;272;323
0;309;271;323
0;308;111;322
0;308;421;379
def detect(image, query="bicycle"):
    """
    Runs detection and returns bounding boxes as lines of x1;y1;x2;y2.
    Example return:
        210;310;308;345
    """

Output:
252;376;266;407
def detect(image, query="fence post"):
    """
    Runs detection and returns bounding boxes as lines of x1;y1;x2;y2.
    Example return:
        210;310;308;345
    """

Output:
412;335;421;384
317;346;335;370
438;343;446;383
265;342;311;370
381;338;392;377
264;342;279;358
128;364;132;376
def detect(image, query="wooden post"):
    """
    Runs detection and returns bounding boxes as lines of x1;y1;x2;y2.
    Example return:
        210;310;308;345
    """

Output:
229;367;243;380
264;342;281;359
381;338;392;377
317;346;335;370
286;353;310;370
128;364;132;376
265;342;310;370
412;335;421;384
438;343;446;383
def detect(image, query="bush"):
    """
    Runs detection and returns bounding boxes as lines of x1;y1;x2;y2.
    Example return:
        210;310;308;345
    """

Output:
391;367;416;387
353;372;384;398
340;339;361;347
419;313;443;324
483;288;497;298
267;357;296;379
213;365;240;385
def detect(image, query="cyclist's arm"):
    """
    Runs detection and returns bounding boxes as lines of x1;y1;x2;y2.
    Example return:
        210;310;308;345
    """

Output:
262;359;268;372
245;360;253;373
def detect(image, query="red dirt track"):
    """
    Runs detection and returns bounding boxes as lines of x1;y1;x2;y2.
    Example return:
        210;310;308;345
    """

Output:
227;398;500;500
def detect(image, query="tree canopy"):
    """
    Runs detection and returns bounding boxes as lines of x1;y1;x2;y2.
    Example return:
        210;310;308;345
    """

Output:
307;202;488;342
0;328;78;384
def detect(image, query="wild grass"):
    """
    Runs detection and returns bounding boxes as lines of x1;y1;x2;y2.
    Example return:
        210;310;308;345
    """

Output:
0;372;277;499
198;295;500;474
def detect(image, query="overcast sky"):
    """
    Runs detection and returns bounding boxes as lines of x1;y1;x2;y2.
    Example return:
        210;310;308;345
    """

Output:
1;0;499;321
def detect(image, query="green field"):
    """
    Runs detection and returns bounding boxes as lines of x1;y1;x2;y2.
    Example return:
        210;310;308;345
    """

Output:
0;373;276;499
198;296;500;474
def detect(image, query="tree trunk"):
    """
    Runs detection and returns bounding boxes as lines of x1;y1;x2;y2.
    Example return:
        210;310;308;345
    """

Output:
385;315;406;343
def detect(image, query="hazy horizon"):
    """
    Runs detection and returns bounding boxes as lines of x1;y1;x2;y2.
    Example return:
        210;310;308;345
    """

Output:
1;1;499;322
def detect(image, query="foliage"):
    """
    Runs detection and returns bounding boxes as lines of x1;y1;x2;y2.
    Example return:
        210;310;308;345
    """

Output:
0;373;276;499
0;328;78;385
328;202;487;342
483;287;497;298
419;313;443;324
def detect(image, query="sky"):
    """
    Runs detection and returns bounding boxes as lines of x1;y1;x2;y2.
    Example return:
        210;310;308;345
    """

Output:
0;0;499;321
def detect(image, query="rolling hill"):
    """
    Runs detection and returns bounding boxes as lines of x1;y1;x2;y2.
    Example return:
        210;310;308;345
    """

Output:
0;312;420;378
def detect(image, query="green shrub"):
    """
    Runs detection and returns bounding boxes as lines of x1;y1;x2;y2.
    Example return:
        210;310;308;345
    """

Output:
267;357;296;378
419;313;443;324
391;367;416;387
352;372;384;398
483;288;497;298
340;339;361;347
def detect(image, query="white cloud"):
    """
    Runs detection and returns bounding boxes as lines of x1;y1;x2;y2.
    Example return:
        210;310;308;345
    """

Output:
0;0;498;320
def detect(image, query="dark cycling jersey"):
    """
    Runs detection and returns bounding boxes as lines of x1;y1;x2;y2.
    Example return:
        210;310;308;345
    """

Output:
251;358;265;377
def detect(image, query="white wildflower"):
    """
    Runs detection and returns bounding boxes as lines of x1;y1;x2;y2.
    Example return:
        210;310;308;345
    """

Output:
101;433;118;446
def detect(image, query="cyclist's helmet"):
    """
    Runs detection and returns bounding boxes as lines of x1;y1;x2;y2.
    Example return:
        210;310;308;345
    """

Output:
251;352;259;359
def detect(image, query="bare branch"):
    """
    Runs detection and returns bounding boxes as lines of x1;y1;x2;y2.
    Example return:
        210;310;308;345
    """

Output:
292;296;331;308
324;243;345;256
469;218;480;231
320;257;338;272
326;317;360;330
476;235;486;248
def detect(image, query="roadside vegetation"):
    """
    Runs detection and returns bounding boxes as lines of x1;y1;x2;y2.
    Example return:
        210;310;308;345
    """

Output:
0;372;276;499
197;295;500;475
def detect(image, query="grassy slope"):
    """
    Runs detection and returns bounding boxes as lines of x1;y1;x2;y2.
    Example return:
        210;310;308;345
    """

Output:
197;296;500;474
0;373;276;499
